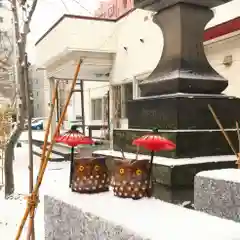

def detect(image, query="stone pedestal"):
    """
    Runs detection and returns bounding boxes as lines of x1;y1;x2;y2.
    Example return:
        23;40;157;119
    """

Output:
194;169;240;222
126;94;240;158
137;1;230;96
126;0;239;159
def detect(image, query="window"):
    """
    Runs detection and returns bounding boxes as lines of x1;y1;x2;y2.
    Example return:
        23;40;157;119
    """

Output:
0;17;3;23
122;83;133;118
91;98;103;120
36;91;39;97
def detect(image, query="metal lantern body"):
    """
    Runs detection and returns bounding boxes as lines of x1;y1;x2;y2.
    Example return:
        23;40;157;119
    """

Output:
111;159;150;200
71;156;110;194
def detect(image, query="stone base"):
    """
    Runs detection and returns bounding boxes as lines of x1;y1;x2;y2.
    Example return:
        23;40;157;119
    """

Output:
93;150;236;187
113;129;238;158
44;196;146;240
194;169;240;222
127;94;240;130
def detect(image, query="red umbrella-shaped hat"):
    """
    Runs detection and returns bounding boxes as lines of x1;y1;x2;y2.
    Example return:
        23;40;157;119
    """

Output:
132;128;176;197
55;126;94;147
55;125;94;188
133;134;176;151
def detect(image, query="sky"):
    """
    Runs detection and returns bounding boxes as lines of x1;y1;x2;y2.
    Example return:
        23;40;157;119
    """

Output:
27;0;99;61
27;0;240;62
30;0;99;40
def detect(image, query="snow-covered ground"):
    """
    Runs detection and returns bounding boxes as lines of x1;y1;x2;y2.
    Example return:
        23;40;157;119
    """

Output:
0;143;70;239
0;143;240;239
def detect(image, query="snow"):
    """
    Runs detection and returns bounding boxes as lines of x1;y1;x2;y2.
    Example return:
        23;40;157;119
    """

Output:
197;168;240;183
19;130;52;142
0;144;69;239
0;143;240;239
93;149;236;166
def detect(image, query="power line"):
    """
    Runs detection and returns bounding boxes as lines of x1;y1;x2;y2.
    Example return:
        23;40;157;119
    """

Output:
60;0;70;13
70;0;94;15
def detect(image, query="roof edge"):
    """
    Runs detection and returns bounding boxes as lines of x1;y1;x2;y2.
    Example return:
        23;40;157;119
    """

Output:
35;8;136;46
204;17;240;41
35;10;240;47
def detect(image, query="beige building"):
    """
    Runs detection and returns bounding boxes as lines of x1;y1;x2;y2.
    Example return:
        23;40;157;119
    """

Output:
34;8;240;137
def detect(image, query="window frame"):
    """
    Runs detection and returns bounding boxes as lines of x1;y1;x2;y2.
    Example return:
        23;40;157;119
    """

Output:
91;98;103;121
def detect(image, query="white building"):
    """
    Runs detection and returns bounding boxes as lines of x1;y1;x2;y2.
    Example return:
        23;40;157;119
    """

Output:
28;65;45;117
34;8;240;138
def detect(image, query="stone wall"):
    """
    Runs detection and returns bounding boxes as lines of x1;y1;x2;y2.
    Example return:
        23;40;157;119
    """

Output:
44;195;148;240
194;169;240;222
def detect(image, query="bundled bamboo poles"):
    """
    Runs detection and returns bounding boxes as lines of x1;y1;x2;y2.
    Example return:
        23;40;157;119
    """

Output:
26;80;59;240
15;59;83;240
208;104;240;168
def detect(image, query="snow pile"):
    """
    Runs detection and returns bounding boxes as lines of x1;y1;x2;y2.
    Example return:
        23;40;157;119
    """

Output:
0;144;68;239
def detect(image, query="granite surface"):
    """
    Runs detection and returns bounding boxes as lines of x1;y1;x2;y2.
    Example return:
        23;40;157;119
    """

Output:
44;195;149;240
194;170;240;222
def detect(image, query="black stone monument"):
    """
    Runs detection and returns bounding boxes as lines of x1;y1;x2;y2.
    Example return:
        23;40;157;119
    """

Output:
114;0;240;159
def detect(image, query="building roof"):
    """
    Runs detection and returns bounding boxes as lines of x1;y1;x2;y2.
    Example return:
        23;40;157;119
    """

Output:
204;17;240;41
35;9;240;46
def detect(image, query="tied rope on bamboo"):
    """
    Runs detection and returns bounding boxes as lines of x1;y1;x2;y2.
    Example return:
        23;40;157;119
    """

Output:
15;59;83;240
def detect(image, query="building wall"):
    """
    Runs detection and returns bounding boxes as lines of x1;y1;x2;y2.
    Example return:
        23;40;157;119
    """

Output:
95;0;133;19
35;17;117;68
205;34;240;98
29;66;45;117
111;9;161;84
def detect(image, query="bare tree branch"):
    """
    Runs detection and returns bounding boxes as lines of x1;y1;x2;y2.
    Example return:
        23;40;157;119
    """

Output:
26;0;38;25
5;0;39;199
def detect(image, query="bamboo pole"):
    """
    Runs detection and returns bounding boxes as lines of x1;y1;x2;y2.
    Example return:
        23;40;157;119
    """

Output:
208;104;238;157
15;59;82;240
236;121;240;169
26;80;59;240
15;80;59;240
